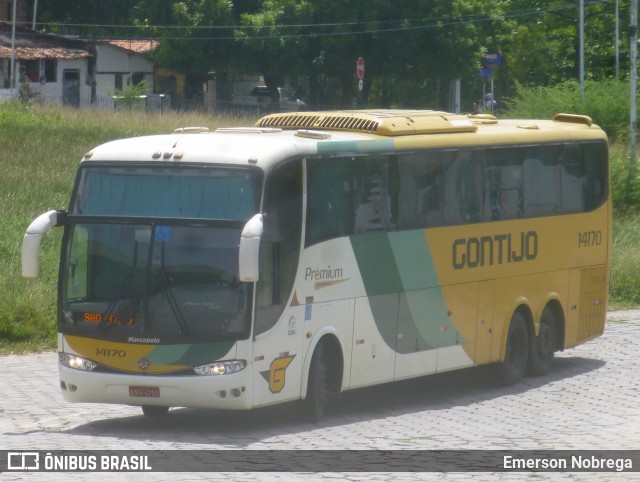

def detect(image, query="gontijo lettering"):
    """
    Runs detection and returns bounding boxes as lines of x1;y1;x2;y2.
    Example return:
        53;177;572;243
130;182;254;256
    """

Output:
453;231;538;269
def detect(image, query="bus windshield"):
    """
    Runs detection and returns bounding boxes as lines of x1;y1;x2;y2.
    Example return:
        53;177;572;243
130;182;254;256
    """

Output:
60;165;260;343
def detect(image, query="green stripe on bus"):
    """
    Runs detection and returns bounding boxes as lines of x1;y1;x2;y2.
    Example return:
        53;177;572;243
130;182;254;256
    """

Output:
147;341;235;366
388;230;439;290
350;230;467;353
350;233;404;296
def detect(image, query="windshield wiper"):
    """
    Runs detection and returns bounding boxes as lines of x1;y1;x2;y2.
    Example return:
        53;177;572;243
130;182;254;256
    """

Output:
156;240;190;336
100;241;140;332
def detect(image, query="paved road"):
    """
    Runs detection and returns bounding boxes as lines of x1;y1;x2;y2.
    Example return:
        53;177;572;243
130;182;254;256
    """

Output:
1;311;639;481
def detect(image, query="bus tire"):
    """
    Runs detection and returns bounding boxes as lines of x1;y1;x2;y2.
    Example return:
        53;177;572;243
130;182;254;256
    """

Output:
305;343;329;422
498;311;529;385
528;306;557;376
141;405;169;416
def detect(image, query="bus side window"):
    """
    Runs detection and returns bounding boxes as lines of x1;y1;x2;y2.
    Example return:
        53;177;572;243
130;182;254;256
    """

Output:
255;160;302;336
522;146;561;217
583;142;608;211
352;156;395;233
484;148;523;220
560;145;585;213
397;154;422;229
397;153;444;229
306;159;352;246
447;150;482;225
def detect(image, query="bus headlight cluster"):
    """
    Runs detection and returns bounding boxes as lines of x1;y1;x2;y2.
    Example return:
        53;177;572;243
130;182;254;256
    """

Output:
193;360;246;376
59;353;97;371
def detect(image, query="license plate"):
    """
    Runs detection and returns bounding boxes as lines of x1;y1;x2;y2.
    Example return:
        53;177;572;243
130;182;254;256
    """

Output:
129;386;160;398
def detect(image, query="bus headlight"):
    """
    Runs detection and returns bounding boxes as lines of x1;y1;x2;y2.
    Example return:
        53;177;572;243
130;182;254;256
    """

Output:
59;353;97;371
193;360;246;376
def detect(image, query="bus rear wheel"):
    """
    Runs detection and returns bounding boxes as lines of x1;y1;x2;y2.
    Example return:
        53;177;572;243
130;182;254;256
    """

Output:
528;307;558;376
304;343;329;422
499;311;529;385
141;405;169;416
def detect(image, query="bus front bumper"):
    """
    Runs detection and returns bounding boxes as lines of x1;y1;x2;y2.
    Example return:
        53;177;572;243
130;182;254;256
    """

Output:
58;364;253;410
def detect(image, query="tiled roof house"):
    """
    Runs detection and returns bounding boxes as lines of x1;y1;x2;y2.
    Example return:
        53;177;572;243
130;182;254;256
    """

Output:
0;1;158;107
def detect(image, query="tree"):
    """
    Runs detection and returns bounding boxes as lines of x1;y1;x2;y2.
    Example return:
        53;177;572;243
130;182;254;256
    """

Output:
146;1;238;74
238;0;510;109
36;0;138;36
500;0;629;89
35;0;630;110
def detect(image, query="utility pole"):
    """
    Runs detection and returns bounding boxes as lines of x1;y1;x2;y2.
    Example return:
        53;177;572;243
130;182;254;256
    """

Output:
579;0;585;101
616;0;620;79
631;0;638;176
10;0;17;91
33;0;38;29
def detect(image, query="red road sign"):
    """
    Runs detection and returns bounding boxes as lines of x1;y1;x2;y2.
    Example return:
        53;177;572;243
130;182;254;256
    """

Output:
357;57;365;79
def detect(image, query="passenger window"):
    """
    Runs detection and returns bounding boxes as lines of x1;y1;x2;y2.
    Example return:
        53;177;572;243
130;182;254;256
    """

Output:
583;142;608;211
484;149;523;220
444;150;483;225
522;146;561;217
306;159;353;246
306;156;395;246
560;146;586;213
352;157;395;234
397;152;445;229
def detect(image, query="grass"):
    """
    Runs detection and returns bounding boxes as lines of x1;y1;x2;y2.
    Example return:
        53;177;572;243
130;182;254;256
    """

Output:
0;103;258;354
610;210;640;309
1;103;639;354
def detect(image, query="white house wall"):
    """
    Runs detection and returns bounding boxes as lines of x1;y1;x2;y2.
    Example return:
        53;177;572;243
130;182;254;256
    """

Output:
39;58;91;103
0;58;92;106
0;41;155;107
94;44;154;100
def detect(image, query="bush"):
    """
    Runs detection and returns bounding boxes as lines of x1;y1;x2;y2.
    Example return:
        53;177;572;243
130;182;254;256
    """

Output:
609;145;640;209
611;211;640;308
502;79;630;139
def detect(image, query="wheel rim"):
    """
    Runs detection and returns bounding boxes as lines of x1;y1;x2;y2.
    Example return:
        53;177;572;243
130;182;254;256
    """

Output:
539;322;553;357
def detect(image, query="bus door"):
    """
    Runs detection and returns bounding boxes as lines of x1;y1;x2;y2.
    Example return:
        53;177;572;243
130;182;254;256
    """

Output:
251;160;305;407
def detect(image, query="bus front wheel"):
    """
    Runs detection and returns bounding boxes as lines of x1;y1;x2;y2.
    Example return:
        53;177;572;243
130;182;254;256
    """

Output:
499;311;529;385
304;343;329;422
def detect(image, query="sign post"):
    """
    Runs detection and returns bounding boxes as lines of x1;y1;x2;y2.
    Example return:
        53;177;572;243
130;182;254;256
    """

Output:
481;53;501;114
356;57;365;91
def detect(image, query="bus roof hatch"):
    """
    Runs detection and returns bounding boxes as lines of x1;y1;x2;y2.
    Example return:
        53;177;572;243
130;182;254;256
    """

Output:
256;110;478;136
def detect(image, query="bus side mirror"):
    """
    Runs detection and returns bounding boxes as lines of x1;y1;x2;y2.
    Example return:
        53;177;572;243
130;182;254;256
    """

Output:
239;213;263;282
22;210;64;277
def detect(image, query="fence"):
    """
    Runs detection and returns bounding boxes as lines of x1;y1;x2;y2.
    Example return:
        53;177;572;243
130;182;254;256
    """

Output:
0;90;174;112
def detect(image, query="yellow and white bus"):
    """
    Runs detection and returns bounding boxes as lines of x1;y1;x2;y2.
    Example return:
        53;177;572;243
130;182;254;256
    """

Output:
22;110;610;419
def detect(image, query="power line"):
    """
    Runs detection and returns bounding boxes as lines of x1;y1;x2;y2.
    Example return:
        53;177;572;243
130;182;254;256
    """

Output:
29;0;611;41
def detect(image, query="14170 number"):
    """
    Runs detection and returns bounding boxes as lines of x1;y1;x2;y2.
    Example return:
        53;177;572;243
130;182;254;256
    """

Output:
578;230;602;248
